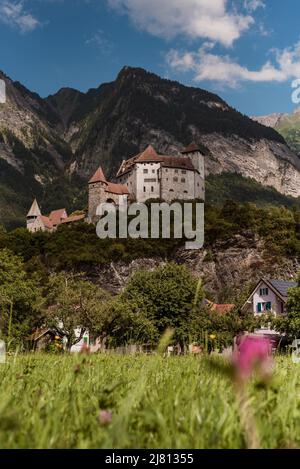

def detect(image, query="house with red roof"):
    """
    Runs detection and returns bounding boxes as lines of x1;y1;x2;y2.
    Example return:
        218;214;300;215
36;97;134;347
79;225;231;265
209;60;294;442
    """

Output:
204;299;235;314
26;199;85;233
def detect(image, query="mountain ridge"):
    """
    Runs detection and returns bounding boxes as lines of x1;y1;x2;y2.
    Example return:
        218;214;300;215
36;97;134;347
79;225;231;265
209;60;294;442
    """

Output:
252;108;300;155
1;66;300;229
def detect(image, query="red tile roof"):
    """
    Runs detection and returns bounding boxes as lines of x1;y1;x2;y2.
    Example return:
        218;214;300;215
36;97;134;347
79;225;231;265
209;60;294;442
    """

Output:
106;182;130;195
89;166;107;184
182;143;203;154
161;156;194;170
61;214;85;224
136;145;163;162
205;299;235;313
40;216;53;230
49;208;67;226
117;145;195;176
88;165;129;195
212;304;235;313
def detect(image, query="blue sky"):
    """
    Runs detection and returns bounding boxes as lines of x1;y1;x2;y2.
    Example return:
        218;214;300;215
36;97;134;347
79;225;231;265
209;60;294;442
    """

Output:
1;0;300;116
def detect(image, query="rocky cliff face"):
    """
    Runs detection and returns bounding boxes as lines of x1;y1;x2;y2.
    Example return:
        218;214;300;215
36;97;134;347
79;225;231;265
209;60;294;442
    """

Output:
83;233;299;302
252;108;300;155
1;66;300;228
252;113;286;128
0;71;71;175
200;134;300;198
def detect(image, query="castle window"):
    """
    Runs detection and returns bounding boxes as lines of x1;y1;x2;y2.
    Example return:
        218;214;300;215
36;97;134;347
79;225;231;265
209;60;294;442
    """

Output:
143;169;148;174
170;189;174;192
152;169;155;173
175;169;178;173
144;178;156;183
181;178;186;183
182;170;186;174
151;186;154;192
143;187;146;192
197;183;200;186
184;190;188;194
173;177;178;182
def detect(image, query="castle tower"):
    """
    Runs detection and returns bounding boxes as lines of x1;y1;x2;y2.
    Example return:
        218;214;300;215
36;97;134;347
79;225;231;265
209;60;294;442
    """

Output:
181;143;205;200
88;166;108;223
26;199;41;230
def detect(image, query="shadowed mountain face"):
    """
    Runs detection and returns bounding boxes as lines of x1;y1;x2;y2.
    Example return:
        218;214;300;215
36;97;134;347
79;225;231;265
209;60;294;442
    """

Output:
0;66;300;229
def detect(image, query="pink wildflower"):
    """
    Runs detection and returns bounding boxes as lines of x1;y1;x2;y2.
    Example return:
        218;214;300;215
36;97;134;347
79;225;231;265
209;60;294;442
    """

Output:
80;343;90;354
98;410;112;426
233;335;273;382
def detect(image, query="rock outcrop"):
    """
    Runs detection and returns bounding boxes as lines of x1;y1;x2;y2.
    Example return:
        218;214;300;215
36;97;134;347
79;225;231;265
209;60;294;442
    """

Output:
82;233;299;301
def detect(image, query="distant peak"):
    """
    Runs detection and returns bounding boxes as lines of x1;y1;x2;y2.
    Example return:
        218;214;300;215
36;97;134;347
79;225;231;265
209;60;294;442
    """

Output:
116;66;155;81
47;86;82;100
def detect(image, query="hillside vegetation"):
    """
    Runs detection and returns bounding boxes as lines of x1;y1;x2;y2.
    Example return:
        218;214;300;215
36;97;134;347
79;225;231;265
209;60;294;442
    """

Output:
0;200;299;270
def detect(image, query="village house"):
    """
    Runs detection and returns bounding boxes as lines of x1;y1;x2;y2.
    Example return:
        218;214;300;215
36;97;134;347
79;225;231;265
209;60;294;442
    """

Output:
205;299;235;314
26;328;63;351
26;327;91;353
242;278;297;316
26;199;85;233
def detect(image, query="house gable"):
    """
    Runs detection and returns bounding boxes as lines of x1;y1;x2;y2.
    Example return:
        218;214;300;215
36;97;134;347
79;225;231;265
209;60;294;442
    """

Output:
242;277;295;316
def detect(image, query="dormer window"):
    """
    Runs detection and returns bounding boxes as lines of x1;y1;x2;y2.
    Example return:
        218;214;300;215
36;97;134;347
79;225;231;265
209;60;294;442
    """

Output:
260;288;269;296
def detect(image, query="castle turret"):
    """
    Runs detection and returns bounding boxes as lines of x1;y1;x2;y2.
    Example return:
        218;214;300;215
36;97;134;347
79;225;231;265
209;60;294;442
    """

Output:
26;199;41;230
88;166;108;223
181;143;205;200
181;143;205;178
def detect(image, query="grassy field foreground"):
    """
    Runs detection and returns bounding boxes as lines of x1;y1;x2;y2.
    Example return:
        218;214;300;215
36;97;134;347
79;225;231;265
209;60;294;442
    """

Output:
0;353;300;449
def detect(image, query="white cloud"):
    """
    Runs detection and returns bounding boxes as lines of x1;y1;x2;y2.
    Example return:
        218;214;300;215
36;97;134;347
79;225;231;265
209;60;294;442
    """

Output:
244;0;265;12
85;30;114;55
166;41;300;88
107;0;254;47
0;1;40;32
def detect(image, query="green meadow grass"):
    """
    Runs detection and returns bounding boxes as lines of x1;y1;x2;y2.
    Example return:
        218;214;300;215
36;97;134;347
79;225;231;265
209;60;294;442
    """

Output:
0;354;299;449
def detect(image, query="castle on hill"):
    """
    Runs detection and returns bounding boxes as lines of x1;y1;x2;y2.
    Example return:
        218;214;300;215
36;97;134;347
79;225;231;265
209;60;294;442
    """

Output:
26;143;205;232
